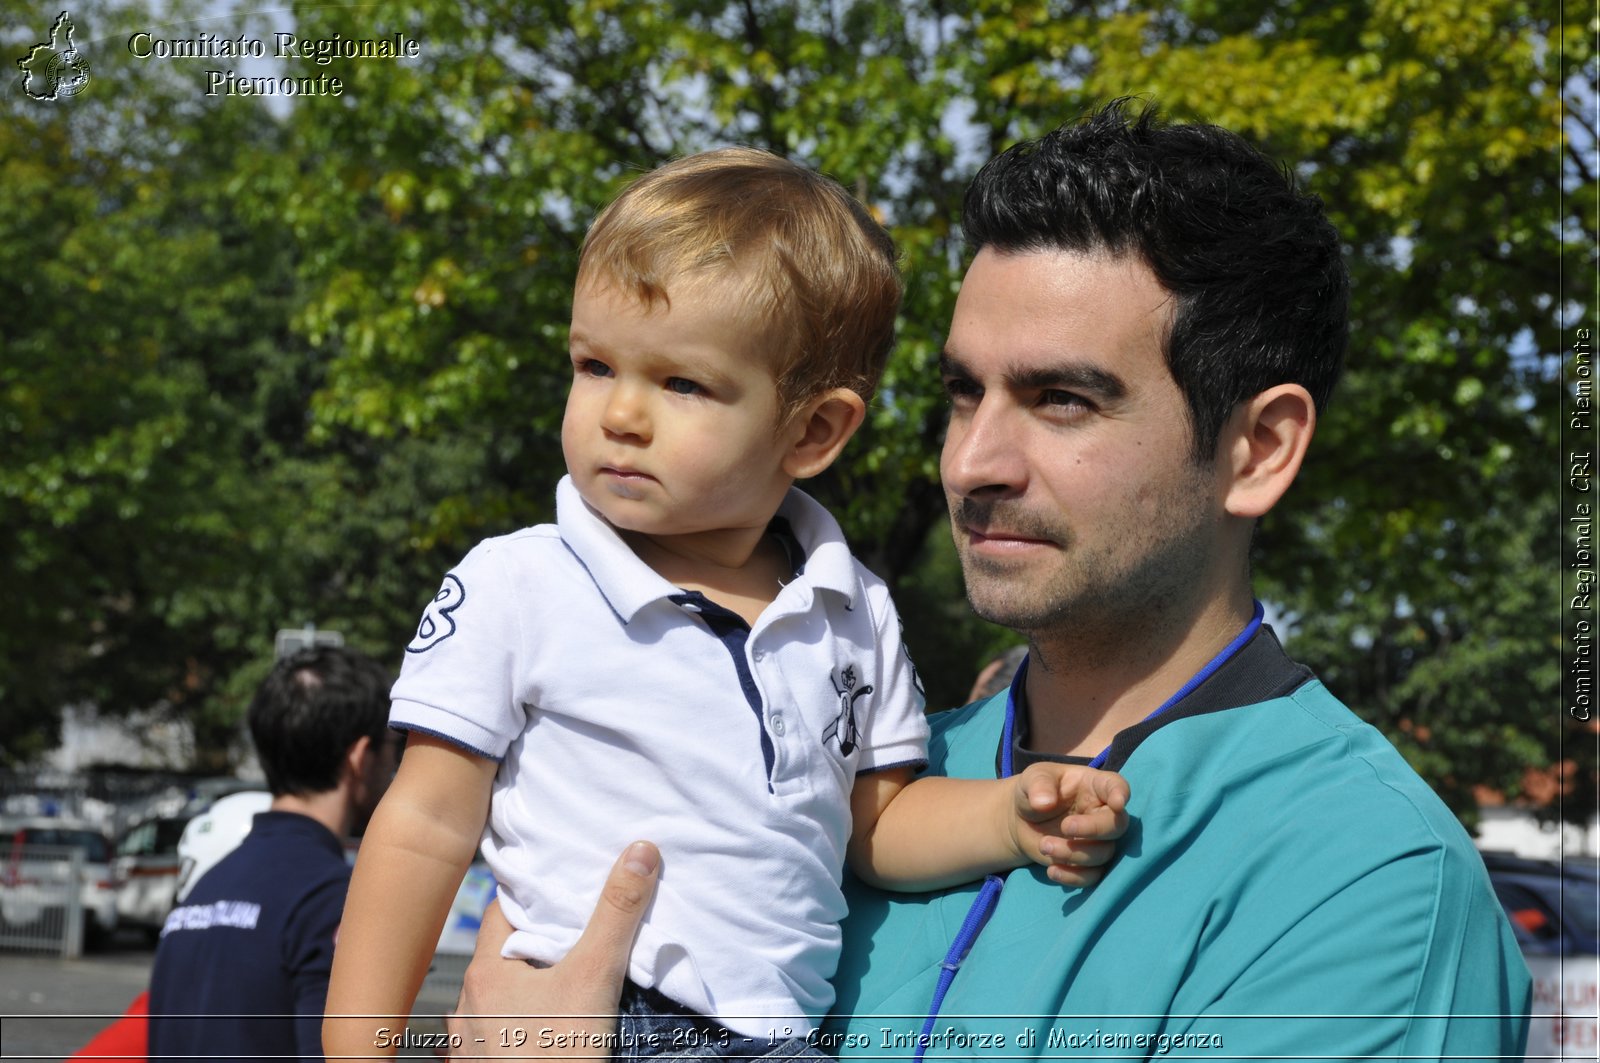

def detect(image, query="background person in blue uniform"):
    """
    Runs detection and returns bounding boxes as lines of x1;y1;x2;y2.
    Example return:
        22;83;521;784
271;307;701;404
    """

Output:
148;646;399;1063
444;99;1531;1059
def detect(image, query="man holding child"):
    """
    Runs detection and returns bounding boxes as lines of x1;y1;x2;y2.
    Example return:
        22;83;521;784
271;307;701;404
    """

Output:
419;101;1530;1060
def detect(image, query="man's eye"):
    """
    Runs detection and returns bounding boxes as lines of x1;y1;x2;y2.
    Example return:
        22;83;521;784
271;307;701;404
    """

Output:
1041;389;1089;409
576;359;612;378
943;377;978;401
666;377;703;396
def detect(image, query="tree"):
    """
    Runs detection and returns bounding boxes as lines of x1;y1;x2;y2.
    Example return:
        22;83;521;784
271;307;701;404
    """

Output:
2;0;1583;823
0;0;475;763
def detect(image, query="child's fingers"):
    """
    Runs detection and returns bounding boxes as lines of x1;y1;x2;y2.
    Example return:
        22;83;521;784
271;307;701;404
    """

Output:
1046;862;1109;887
1039;838;1115;868
1082;769;1131;813
1020;768;1064;815
1056;803;1129;841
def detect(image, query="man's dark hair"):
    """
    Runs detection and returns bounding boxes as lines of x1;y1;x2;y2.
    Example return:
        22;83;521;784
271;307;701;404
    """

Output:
248;646;393;797
961;98;1349;460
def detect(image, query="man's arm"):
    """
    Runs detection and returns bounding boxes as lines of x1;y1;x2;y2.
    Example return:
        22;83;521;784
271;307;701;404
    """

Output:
846;763;1129;891
324;734;498;1059
444;842;661;1059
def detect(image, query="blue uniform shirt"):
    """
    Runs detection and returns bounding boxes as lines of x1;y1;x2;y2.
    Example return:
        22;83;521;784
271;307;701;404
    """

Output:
148;811;350;1063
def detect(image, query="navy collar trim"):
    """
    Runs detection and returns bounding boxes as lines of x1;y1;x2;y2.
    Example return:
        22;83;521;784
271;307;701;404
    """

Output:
1007;625;1313;775
249;810;347;859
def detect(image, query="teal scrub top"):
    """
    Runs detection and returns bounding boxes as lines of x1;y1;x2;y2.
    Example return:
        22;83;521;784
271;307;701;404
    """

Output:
826;640;1531;1060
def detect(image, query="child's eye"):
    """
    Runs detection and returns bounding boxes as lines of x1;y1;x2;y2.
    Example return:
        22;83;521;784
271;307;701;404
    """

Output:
666;377;703;396
575;359;612;378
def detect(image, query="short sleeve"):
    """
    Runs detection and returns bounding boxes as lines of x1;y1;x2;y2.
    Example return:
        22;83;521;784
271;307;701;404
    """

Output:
388;540;527;760
852;571;929;774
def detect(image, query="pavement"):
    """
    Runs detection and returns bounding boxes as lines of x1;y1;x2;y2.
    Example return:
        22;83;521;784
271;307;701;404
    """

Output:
1;933;153;1060
0;932;468;1061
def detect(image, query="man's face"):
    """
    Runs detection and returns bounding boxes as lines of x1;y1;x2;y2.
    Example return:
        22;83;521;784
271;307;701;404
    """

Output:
351;730;403;835
939;248;1226;637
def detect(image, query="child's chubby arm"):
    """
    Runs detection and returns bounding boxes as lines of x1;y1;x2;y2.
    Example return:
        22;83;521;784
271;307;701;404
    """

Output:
324;733;498;1060
847;763;1130;891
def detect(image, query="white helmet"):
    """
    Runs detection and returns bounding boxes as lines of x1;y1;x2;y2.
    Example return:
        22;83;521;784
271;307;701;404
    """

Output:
174;791;272;901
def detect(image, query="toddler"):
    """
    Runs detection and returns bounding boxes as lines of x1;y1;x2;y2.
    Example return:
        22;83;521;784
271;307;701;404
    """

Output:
325;148;1126;1060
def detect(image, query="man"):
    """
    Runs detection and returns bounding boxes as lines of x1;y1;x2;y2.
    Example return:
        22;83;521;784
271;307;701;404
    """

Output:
448;101;1531;1058
149;646;399;1063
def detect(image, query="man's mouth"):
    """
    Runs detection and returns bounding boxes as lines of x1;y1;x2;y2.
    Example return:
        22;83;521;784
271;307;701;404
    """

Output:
952;499;1060;550
960;526;1057;549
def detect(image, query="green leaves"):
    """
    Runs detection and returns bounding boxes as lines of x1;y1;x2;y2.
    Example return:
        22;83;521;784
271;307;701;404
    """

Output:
2;0;1581;820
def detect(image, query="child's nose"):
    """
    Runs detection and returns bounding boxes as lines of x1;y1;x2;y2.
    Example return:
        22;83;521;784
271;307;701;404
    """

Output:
601;386;650;441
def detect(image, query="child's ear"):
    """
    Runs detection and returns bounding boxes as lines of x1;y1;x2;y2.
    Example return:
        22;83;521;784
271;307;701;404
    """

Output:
783;388;867;480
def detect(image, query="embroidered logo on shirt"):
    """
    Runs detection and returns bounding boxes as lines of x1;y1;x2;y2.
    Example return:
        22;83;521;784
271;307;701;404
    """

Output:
160;899;261;936
407;573;466;653
824;664;873;756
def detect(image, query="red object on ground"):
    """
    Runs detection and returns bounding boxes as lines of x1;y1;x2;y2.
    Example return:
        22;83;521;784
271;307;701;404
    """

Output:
69;989;148;1060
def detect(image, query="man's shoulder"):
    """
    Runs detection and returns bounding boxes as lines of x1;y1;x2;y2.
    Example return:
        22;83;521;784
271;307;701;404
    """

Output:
920;694;1006;778
185;816;351;905
1136;678;1476;852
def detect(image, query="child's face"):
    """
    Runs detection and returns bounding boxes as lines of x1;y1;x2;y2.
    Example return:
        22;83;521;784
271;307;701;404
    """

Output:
562;281;798;547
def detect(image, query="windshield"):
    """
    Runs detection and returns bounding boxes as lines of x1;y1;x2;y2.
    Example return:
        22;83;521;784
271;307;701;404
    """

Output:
15;827;112;862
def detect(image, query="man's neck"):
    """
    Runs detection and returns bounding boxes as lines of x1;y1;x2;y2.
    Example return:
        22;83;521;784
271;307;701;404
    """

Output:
1021;589;1256;758
270;789;351;840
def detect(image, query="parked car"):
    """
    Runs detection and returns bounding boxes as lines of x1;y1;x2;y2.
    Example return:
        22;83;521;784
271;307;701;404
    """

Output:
1481;849;1600;884
0;819;120;947
1484;853;1599;1062
114;815;190;939
1490;864;1600;956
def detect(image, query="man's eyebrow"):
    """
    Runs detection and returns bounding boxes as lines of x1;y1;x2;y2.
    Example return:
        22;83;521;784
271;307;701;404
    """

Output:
1012;363;1127;401
938;350;969;378
939;349;1127;401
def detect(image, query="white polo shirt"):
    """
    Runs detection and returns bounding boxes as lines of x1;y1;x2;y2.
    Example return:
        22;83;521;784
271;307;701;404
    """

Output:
390;477;928;1035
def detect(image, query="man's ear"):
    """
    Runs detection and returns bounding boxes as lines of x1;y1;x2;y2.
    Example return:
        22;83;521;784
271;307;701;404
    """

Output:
342;733;374;785
783;388;867;480
1221;384;1316;520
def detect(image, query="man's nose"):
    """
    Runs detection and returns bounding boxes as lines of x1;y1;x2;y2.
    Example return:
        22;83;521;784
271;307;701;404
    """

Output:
941;401;1025;499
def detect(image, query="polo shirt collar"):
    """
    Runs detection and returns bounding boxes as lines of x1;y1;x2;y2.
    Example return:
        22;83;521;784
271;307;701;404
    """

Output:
555;476;860;624
773;485;860;606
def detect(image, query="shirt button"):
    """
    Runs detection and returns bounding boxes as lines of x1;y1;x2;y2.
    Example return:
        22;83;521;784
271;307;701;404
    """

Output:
752;649;767;663
771;713;786;737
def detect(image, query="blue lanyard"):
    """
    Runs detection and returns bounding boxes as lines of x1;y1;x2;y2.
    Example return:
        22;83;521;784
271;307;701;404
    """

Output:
912;601;1265;1061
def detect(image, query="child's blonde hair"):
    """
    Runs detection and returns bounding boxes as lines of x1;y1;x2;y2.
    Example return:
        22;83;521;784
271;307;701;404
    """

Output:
578;148;902;419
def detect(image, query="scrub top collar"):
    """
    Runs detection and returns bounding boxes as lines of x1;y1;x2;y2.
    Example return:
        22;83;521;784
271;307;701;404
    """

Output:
1006;624;1313;775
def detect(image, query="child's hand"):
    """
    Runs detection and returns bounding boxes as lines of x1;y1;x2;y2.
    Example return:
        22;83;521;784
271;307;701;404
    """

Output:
1008;763;1130;887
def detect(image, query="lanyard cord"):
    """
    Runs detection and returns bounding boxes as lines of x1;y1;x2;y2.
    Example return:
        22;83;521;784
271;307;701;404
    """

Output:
1087;600;1264;768
911;873;1005;1061
911;601;1265;1061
